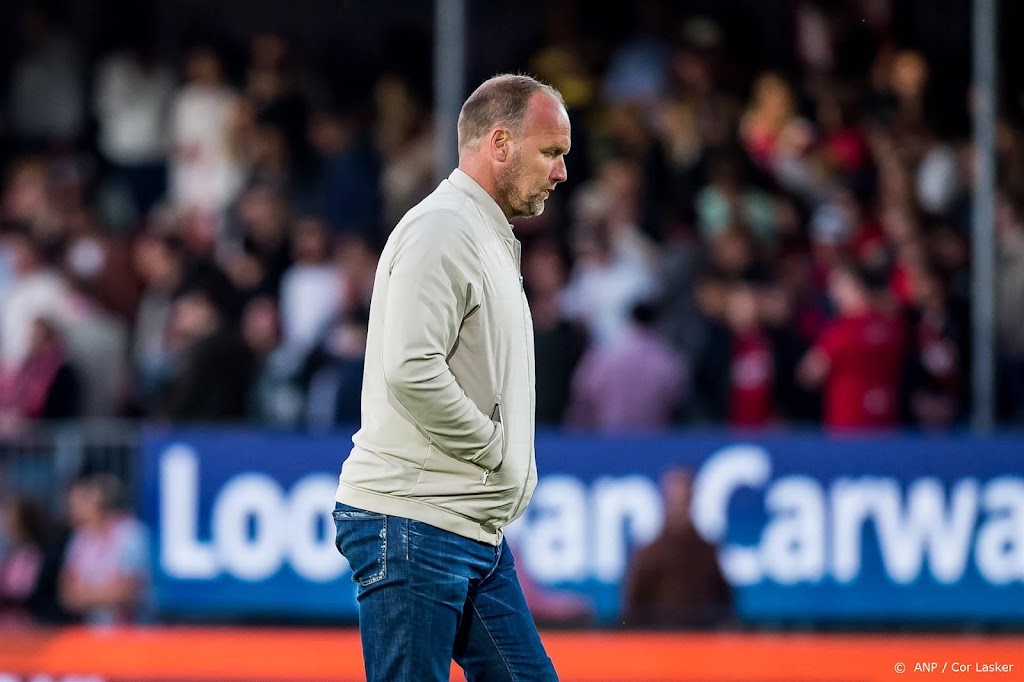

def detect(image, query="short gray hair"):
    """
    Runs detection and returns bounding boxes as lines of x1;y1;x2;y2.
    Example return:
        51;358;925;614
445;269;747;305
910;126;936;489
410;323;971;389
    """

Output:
457;74;564;154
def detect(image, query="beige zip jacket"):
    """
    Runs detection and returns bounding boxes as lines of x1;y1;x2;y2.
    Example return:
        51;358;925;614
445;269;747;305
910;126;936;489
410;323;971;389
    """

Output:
335;169;537;545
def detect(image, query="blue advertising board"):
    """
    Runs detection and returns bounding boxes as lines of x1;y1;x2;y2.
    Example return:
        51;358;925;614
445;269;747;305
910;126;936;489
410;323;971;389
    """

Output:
140;428;1024;623
140;429;356;617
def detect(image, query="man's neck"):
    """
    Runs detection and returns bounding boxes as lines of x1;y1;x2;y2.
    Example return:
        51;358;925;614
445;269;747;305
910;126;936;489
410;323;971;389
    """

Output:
457;160;511;220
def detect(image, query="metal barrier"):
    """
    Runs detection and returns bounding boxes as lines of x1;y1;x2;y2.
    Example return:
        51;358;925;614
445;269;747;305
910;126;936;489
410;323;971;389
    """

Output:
0;421;139;513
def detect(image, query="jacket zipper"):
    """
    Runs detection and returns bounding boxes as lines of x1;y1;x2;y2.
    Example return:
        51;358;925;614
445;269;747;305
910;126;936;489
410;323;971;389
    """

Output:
487;233;535;519
506;240;534;522
483;395;503;484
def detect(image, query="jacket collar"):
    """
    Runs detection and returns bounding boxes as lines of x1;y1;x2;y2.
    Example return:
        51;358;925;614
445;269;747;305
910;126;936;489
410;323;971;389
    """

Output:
448;169;515;240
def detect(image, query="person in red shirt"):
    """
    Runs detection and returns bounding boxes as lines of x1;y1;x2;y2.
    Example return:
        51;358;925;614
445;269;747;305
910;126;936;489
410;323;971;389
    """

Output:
725;284;775;427
798;262;906;430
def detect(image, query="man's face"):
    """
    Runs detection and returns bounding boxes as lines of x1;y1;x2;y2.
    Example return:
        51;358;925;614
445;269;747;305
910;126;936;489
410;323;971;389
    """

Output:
496;94;571;219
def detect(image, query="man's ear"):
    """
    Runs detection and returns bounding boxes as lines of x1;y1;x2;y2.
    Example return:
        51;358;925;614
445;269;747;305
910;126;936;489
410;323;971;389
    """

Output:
490;127;510;162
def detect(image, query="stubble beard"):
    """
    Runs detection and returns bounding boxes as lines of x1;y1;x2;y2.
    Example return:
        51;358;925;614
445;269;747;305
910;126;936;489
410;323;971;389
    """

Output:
497;155;546;219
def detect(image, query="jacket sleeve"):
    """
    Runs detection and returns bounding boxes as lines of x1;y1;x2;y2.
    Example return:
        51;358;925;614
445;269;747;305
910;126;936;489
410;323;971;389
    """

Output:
381;211;502;471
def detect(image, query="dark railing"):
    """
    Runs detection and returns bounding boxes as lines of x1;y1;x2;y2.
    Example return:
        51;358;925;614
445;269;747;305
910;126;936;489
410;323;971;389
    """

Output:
0;420;138;514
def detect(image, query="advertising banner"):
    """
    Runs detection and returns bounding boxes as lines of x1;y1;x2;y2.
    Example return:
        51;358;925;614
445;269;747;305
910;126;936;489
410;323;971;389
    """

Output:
141;429;355;617
140;428;1024;624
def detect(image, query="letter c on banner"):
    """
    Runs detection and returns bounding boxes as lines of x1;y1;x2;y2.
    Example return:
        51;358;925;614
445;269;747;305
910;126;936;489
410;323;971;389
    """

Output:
691;444;771;541
692;444;772;586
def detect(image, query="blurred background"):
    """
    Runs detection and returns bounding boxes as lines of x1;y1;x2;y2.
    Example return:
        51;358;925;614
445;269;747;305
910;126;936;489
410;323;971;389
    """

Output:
0;0;1022;679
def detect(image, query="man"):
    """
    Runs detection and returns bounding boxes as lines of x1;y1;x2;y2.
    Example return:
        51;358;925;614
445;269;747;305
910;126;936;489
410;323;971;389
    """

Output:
566;302;687;432
797;261;906;430
333;74;569;681
622;468;732;628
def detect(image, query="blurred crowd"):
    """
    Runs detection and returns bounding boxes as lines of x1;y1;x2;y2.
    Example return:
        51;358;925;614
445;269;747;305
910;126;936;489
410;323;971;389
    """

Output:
0;0;1022;437
0;473;150;627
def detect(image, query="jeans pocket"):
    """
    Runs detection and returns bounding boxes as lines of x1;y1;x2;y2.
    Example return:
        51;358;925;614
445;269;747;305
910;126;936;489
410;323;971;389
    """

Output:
333;508;387;587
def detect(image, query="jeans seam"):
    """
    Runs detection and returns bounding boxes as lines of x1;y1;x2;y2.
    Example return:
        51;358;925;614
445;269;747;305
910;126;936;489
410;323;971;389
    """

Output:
359;516;387;587
481;541;503;583
468;593;517;682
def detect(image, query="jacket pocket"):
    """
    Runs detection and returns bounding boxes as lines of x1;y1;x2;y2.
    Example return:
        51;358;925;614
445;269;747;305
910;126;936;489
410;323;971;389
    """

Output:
489;394;502;423
411;445;516;525
333;508;387;587
483;394;508;483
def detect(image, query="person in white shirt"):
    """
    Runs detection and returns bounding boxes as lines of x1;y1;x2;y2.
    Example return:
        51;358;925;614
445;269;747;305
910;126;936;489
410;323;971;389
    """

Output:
94;43;176;224
167;47;245;222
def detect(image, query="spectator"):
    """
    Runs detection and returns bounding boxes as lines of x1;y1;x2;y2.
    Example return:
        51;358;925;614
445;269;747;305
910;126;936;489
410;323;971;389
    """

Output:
667;24;742;150
566;302;686;433
60;283;131;419
904;265;965;429
916;137;962;219
723;284;776;428
525;239;586;426
1;158;54;233
704;227;768;283
309;100;382;236
0;493;63;624
62;207;142;322
243;295;300;426
59;475;150;626
130;232;186;412
655;228;705;360
813;84;873;190
278;216;342;355
601;0;673;112
758;276;818;424
333;232;378;320
622;468;732;628
598;106;672;239
168;46;245;225
996;197;1024;422
652;97;707;226
0;317;79;425
873;48;930;136
690;270;732;422
798;261;906;430
93;39;176;229
695;152;777;243
244;31;317;193
373;74;436;230
562;175;661;346
0;229;70;376
161;289;255;422
739;72;809;175
268;231;378;428
304;313;367;429
7;6;85;151
222;184;292;305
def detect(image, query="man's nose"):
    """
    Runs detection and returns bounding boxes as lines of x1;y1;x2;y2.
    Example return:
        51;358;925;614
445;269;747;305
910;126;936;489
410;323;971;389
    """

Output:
551;157;567;184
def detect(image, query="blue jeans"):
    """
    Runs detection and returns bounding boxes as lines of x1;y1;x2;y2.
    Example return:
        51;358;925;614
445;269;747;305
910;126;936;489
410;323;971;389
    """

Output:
333;502;558;681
